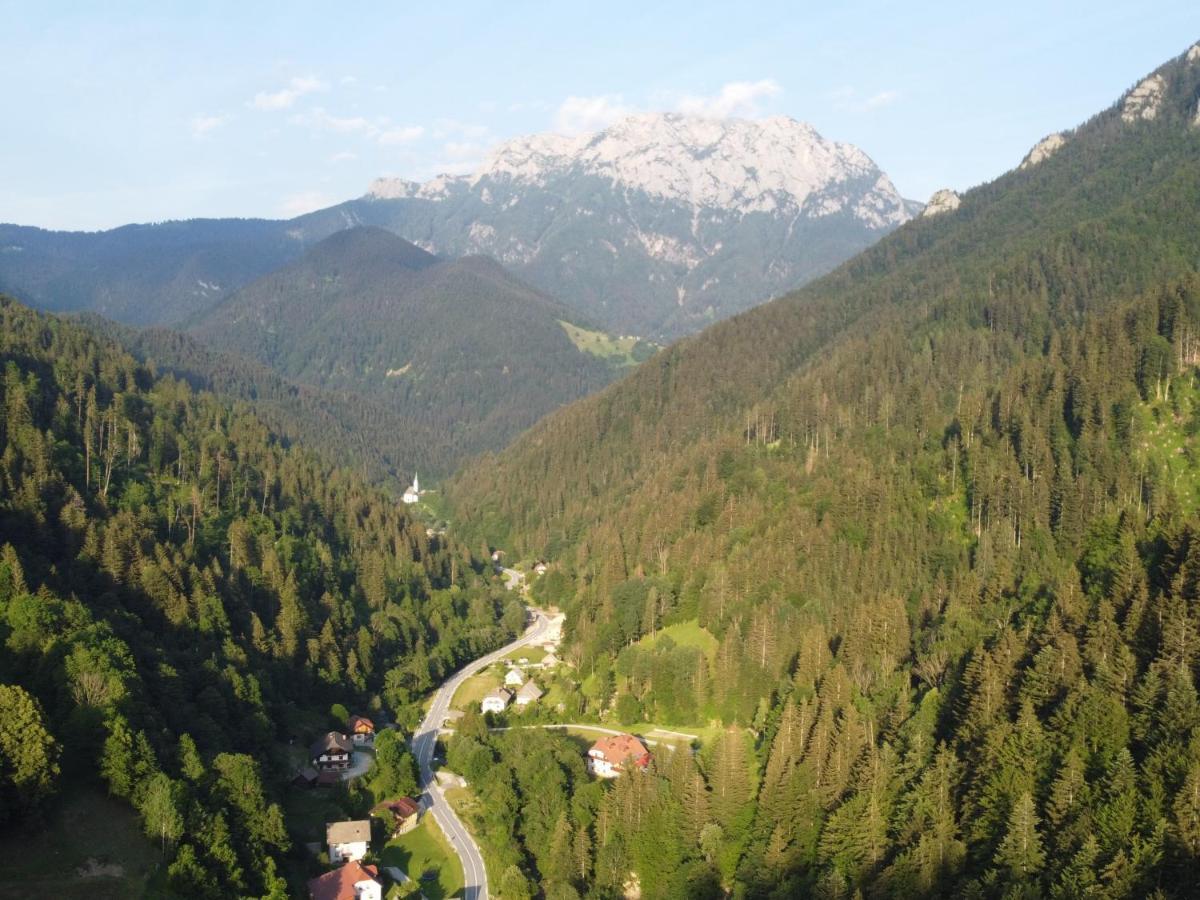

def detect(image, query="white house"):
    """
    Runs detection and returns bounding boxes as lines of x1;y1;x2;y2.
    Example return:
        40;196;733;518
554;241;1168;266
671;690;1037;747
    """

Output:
515;680;543;707
541;651;560;669
307;860;382;900
504;667;525;687
587;734;651;779
326;819;371;863
402;473;420;504
481;687;513;714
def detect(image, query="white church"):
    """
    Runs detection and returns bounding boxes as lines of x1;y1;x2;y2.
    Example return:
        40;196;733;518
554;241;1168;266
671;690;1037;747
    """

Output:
402;473;420;504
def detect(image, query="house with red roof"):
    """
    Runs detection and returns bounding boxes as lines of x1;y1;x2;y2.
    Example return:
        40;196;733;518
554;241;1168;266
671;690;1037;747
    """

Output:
307;860;382;900
586;733;651;778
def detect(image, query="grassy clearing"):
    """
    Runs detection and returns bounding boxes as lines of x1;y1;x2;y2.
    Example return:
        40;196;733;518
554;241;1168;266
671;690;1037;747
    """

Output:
450;668;501;711
379;818;464;900
558;320;656;367
1135;371;1200;513
503;645;547;664
0;786;160;900
636;619;719;664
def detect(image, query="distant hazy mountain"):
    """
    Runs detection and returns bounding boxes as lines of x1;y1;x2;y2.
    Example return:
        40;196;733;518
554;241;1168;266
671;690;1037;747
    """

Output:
0;113;914;339
0;218;308;325
187;227;629;469
321;113;918;337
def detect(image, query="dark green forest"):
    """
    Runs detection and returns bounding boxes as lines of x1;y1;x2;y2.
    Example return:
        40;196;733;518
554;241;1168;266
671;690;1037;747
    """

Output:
443;48;1200;898
187;227;624;476
0;296;523;895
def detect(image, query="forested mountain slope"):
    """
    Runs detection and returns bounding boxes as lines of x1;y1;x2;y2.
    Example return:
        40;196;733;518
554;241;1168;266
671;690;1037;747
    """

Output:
188;226;629;472
442;44;1200;898
0;218;311;326
82;315;445;484
0;295;523;896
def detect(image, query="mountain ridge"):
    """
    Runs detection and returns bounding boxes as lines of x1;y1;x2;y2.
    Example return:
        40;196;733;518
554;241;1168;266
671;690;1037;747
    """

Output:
186;226;626;474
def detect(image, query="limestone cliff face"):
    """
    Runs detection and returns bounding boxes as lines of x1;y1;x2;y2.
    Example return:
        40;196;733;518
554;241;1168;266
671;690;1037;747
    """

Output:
359;113;916;338
920;189;961;217
1020;133;1067;169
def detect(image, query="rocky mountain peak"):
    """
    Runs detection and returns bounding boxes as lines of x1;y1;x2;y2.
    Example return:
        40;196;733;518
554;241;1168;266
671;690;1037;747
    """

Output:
1020;132;1067;169
921;189;961;217
1121;74;1166;123
371;112;912;228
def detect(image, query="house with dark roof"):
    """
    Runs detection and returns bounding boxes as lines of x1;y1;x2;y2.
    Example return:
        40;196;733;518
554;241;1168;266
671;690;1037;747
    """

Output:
307;860;382;900
371;796;422;836
587;733;651;778
326;819;371;863
311;732;353;772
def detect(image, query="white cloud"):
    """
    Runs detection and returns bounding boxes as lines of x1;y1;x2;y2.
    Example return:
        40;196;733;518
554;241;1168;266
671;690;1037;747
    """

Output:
830;86;901;113
675;79;781;119
329;151;358;163
431;119;492;140
863;90;900;110
291;107;380;135
250;75;327;111
279;190;335;217
554;94;635;134
378;125;426;145
189;114;226;138
444;141;485;160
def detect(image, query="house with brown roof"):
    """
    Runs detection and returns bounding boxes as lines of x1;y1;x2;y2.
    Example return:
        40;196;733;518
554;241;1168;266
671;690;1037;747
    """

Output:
586;733;651;779
307;860;382;900
347;715;375;745
326;819;371;863
371;796;421;836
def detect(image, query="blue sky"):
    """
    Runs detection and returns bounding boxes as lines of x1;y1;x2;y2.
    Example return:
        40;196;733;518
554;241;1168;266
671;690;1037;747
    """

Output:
2;1;1198;230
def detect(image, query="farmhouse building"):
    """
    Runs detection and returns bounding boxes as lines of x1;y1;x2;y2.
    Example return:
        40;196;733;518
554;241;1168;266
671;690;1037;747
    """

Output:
307;860;382;900
326;819;371;863
347;715;375;744
311;732;353;772
481;687;513;714
587;733;651;778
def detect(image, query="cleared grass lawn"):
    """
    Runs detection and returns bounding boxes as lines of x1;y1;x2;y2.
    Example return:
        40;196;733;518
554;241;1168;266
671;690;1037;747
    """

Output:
450;669;501;712
557;320;655;367
636;619;719;664
0;786;160;899
1135;373;1200;513
503;645;547;664
379;818;464;900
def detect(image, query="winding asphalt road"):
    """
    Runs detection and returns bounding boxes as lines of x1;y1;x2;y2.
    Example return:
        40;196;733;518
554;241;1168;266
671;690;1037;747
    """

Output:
410;608;553;900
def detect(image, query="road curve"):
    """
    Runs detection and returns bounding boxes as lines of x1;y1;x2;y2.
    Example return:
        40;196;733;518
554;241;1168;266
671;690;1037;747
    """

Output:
411;609;553;900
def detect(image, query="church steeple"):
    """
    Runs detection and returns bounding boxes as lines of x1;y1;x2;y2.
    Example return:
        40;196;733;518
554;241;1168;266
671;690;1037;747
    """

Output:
402;472;421;504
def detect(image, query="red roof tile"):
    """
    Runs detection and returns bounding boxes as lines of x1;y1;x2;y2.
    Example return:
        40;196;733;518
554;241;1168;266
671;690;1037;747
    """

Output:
589;733;651;767
307;860;380;900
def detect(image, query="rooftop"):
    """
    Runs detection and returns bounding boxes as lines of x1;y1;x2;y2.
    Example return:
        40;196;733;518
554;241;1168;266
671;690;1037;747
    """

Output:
326;819;371;845
310;732;353;758
307;860;381;900
590;733;649;765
